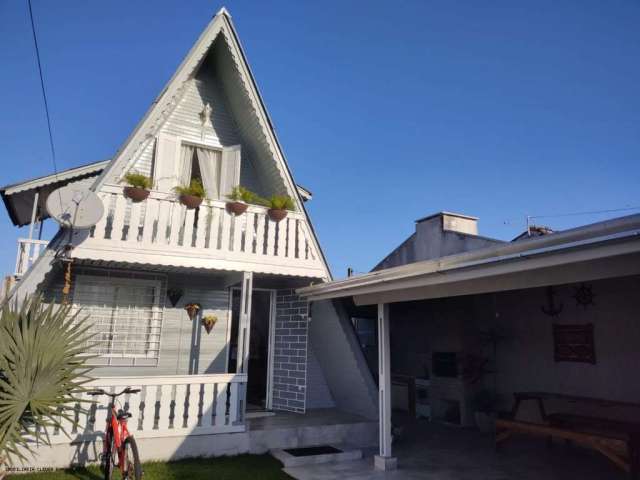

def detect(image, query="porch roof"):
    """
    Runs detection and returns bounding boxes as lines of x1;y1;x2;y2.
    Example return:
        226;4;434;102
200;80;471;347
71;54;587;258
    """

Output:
0;160;109;226
297;214;640;305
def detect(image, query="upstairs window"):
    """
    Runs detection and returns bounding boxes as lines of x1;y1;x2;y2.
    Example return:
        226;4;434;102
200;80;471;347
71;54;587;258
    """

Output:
178;144;222;198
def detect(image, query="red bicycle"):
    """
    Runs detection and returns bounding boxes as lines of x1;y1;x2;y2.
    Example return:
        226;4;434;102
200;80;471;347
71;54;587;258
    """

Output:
88;387;143;480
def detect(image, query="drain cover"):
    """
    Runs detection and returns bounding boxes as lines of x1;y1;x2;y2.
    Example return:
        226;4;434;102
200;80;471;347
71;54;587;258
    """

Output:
283;446;343;457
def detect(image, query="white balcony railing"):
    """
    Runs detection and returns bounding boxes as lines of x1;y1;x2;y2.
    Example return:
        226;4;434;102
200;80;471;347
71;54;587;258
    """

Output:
75;185;325;277
48;373;247;444
15;238;49;277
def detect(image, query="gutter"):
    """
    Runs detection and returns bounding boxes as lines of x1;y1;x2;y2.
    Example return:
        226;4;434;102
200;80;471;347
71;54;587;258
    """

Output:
298;227;640;300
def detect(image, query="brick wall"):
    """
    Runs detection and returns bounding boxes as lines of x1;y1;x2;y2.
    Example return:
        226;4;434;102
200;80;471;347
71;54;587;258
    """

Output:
272;289;309;413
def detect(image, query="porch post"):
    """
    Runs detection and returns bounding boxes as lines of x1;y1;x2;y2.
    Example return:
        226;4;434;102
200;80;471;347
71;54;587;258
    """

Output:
27;190;40;241
236;271;254;375
374;302;397;470
236;271;253;419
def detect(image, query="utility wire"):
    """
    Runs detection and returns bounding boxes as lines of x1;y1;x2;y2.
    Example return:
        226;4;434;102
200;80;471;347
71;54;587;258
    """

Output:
529;206;640;220
27;0;62;210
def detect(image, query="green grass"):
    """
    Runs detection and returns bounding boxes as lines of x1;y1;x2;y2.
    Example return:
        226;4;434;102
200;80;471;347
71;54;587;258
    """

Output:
11;454;292;480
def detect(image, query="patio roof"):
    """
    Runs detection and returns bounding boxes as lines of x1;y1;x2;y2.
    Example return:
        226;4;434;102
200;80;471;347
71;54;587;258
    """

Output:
298;214;640;305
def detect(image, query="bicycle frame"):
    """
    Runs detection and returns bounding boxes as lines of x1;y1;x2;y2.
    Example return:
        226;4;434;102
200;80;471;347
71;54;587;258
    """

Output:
104;401;131;461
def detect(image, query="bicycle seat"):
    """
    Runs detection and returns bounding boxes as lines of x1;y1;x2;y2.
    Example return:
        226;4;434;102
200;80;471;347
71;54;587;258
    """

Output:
117;411;133;420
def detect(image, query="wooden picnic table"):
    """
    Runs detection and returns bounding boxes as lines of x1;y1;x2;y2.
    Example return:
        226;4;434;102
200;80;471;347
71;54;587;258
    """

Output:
511;391;640;421
500;391;640;478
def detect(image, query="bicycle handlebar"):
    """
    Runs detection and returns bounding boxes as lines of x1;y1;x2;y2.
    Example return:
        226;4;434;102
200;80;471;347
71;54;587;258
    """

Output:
87;387;141;397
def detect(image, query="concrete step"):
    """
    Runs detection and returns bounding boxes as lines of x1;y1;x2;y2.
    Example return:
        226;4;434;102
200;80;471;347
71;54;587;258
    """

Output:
270;444;363;468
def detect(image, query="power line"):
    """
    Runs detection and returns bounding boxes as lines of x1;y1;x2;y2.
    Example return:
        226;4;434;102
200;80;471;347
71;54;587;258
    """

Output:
27;0;62;209
529;206;640;220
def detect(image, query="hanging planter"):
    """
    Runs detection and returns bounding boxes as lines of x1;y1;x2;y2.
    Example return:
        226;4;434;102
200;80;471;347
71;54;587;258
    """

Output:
179;194;203;209
226;201;248;216
201;315;218;334
268;208;288;222
265;195;295;223
174;180;205;209
166;288;184;307
225;186;260;216
184;303;201;321
124;186;150;202
122;172;152;202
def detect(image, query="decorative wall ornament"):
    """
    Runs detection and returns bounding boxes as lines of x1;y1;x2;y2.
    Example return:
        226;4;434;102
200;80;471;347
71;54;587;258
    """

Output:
199;103;213;140
184;303;201;321
201;315;218;334
573;283;596;309
166;288;184;307
541;286;563;318
553;323;596;364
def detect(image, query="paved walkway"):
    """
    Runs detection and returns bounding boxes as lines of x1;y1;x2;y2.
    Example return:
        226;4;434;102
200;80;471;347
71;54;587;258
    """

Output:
284;418;625;480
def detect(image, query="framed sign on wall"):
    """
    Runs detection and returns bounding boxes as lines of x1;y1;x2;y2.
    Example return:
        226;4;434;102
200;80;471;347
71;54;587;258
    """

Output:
553;323;596;364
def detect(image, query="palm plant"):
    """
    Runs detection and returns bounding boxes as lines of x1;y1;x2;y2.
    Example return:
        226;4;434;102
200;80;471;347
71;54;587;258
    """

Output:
0;296;94;465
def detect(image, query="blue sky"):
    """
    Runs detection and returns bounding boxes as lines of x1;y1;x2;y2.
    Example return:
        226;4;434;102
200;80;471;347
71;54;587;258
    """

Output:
1;0;639;278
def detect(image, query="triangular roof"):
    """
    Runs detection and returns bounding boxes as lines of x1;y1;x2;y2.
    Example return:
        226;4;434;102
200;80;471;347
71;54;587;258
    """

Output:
95;7;330;278
7;8;332;303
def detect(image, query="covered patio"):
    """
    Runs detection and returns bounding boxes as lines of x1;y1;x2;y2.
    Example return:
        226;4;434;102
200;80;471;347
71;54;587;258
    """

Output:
284;412;625;479
298;214;640;478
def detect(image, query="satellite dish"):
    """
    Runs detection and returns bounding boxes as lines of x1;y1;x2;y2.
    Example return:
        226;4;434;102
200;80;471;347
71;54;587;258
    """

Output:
46;185;104;229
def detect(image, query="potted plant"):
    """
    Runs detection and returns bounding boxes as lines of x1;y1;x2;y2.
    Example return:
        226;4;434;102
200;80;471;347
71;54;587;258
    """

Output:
122;171;152;202
184;302;201;320
201;314;218;334
472;389;500;433
174;179;206;209
225;186;259;216
264;195;295;222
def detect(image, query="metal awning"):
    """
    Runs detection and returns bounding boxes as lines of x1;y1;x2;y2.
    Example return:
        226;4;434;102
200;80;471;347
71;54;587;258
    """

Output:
298;214;640;305
0;160;109;226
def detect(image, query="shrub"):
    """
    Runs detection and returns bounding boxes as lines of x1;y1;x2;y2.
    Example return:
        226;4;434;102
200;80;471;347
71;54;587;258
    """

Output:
173;179;206;199
226;186;260;204
123;171;152;189
0;296;94;464
264;195;295;211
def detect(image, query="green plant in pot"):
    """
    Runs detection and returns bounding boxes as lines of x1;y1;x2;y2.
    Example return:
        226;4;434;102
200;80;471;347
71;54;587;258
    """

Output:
122;171;152;202
174;179;206;209
225;186;259;216
264;195;295;222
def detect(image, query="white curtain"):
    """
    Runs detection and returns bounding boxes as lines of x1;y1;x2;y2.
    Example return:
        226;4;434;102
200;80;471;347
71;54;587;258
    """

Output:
196;148;221;199
178;145;194;187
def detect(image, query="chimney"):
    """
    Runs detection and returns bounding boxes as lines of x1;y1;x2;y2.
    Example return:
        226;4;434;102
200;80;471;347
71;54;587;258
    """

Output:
413;212;479;261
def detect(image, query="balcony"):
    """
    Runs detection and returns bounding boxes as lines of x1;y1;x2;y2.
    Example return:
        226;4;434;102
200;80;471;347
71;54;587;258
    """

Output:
15;238;49;277
71;185;327;278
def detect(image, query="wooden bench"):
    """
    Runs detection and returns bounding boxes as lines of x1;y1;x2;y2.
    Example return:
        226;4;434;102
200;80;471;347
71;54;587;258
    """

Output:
495;418;640;479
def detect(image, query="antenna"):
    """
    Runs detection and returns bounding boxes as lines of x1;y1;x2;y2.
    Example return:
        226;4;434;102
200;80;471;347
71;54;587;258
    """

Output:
46;185;104;229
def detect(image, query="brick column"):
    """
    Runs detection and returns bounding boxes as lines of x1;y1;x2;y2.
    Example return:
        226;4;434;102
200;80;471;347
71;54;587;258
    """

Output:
272;289;308;413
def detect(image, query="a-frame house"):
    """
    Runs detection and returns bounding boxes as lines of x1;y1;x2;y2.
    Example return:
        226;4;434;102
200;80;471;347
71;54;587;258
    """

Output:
1;8;378;466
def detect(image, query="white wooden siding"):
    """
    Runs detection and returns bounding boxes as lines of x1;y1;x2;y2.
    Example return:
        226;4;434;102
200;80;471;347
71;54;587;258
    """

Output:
45;268;231;377
124;76;264;196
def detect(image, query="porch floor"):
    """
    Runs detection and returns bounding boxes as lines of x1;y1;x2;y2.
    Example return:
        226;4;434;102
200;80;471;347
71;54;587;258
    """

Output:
284;414;626;480
248;408;374;431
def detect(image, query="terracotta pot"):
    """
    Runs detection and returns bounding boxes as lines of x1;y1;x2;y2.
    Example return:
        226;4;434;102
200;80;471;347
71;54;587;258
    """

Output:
179;194;203;209
226;201;248;216
268;208;288;222
123;186;150;202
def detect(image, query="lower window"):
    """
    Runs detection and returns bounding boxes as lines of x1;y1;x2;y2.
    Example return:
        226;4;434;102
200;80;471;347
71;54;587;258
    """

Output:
72;275;163;364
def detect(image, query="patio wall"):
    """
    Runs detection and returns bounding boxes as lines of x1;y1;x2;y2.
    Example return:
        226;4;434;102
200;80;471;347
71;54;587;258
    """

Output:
388;274;640;424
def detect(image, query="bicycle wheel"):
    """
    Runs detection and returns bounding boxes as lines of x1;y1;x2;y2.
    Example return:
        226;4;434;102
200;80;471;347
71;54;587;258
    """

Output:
121;437;142;480
102;430;115;480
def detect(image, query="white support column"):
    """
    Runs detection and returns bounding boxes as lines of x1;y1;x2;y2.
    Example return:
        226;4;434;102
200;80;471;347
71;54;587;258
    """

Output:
236;271;253;420
27;191;40;241
374;303;397;471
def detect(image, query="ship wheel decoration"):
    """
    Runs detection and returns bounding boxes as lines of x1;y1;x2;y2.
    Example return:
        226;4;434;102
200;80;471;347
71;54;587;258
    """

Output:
573;283;595;309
